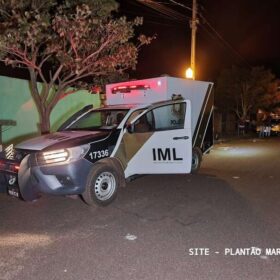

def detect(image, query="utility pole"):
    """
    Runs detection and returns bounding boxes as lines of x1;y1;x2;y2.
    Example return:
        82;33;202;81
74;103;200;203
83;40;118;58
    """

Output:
190;0;198;79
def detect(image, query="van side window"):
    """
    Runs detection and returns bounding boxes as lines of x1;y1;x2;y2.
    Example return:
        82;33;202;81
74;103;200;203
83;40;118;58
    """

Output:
133;102;186;133
153;103;186;131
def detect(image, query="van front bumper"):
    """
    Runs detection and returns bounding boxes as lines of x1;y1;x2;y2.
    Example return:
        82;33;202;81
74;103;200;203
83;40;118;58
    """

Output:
0;155;93;201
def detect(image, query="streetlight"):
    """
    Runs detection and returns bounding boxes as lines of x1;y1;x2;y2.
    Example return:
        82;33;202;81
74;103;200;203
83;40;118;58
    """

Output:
185;67;194;79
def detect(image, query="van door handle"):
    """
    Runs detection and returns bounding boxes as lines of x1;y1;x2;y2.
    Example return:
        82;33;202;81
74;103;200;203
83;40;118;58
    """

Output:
173;136;189;140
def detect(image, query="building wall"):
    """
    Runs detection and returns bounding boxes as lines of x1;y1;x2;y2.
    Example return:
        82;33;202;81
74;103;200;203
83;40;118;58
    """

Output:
0;76;100;145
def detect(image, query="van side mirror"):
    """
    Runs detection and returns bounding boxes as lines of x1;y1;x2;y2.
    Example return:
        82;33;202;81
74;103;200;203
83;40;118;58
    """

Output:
126;123;135;134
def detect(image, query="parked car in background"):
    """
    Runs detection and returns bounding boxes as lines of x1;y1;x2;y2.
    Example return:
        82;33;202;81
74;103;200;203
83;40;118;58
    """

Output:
256;118;280;136
270;119;280;135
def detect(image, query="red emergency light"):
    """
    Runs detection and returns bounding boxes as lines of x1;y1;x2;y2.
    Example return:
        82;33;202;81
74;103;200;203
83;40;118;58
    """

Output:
111;84;150;94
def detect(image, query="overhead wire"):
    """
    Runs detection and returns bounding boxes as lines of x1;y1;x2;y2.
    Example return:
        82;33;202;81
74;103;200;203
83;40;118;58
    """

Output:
143;19;185;27
132;0;252;67
121;9;185;26
168;0;252;67
135;0;188;22
168;0;192;12
124;3;190;22
126;0;172;18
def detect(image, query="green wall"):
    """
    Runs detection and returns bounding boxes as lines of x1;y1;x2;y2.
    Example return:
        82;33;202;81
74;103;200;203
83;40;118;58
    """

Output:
0;76;100;144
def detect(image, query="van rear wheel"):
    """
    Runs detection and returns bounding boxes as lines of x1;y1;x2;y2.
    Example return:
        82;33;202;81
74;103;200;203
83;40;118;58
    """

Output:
191;147;202;173
82;163;119;206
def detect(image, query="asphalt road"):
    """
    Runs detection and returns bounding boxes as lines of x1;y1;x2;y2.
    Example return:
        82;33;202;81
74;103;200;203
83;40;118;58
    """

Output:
1;137;280;280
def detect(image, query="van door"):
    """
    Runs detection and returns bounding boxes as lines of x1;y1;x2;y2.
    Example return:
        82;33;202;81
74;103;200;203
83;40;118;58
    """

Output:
123;100;192;177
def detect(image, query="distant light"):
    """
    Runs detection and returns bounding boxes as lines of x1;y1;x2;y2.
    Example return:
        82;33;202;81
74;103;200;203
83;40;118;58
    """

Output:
157;80;162;86
186;68;194;79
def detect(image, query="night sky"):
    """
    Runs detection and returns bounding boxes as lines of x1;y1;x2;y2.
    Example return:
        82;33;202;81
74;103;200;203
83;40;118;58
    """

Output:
1;0;279;82
118;0;280;81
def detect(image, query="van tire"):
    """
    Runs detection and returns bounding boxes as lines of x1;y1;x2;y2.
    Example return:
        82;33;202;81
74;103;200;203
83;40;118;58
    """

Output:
82;163;120;206
191;147;202;173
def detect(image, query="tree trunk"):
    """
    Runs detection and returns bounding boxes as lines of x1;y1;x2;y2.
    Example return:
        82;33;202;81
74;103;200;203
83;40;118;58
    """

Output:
39;109;51;135
28;70;52;135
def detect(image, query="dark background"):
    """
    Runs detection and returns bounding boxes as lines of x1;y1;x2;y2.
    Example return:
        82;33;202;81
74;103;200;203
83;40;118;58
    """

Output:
1;0;280;82
119;0;280;81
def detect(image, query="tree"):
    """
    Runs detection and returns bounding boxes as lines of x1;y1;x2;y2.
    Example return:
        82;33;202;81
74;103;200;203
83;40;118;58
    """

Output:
259;79;280;112
0;0;152;134
215;66;275;122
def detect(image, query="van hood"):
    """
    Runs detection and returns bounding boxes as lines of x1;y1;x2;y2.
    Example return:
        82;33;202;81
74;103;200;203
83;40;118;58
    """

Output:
16;130;110;152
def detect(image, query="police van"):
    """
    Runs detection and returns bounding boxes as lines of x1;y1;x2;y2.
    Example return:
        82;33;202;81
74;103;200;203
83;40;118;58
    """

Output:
0;76;214;206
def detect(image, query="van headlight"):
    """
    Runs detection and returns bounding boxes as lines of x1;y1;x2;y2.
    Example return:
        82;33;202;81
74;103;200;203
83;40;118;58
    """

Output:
37;144;89;165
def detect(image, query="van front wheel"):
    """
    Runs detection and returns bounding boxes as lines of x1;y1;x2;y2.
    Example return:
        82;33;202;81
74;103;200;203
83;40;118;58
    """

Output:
82;163;119;206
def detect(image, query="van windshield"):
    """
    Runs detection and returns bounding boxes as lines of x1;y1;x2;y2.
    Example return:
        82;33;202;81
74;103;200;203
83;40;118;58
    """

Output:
65;109;128;131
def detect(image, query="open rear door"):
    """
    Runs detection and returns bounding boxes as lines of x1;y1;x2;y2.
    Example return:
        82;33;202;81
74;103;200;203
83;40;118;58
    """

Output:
123;100;192;178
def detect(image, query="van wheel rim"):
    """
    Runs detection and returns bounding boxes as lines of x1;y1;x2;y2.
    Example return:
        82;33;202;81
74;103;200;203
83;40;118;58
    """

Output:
94;172;116;201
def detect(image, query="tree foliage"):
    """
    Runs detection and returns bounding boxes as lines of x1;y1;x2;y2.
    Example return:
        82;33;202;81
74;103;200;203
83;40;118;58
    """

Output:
215;66;276;121
0;0;152;133
260;80;280;112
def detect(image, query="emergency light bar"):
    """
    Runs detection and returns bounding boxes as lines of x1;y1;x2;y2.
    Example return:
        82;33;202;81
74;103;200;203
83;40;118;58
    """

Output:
112;84;150;94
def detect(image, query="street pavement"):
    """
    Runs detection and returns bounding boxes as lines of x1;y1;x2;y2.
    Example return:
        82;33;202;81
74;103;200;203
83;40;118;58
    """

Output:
0;137;280;280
